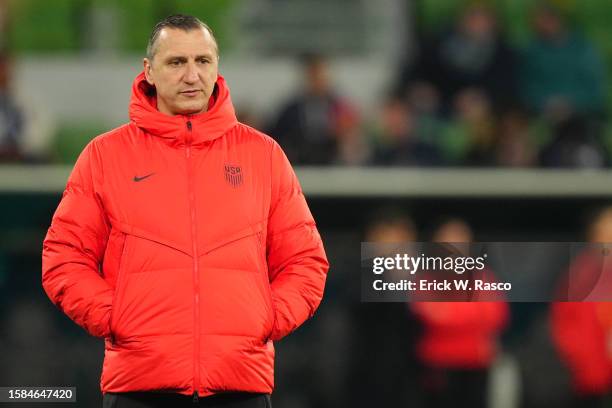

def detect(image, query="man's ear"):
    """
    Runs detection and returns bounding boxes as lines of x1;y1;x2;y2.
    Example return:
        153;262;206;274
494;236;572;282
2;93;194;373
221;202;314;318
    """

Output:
143;58;154;85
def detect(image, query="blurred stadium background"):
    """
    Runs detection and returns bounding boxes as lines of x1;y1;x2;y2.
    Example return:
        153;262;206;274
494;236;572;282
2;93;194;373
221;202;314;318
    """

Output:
1;0;612;407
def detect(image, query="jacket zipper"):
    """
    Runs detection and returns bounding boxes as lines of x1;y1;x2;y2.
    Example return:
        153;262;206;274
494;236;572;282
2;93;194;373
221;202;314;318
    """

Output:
185;119;201;401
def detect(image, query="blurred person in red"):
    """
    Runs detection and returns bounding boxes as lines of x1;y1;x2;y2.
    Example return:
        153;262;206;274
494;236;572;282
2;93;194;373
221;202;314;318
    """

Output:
396;3;518;115
411;217;509;408
41;14;328;407
0;51;25;162
551;206;612;408
268;53;356;165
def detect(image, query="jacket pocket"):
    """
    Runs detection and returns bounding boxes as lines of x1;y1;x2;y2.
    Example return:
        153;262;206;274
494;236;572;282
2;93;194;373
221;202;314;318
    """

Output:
255;229;275;343
109;233;129;343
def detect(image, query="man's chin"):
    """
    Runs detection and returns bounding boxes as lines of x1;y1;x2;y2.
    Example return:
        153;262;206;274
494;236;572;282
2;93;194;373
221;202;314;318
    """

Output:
176;103;207;116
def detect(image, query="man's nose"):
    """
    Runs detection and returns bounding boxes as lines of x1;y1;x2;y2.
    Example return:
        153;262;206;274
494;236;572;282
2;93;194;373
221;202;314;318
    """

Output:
183;62;199;83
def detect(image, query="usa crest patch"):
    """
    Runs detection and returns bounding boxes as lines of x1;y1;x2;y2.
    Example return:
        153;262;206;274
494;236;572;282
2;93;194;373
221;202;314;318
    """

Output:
224;164;243;187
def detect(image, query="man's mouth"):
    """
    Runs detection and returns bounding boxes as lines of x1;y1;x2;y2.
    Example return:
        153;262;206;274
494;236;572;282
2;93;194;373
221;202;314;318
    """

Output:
180;89;201;97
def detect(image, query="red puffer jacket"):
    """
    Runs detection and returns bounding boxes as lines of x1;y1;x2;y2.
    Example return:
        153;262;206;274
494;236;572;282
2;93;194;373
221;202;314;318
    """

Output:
412;301;508;368
42;72;329;397
551;302;611;395
550;250;612;395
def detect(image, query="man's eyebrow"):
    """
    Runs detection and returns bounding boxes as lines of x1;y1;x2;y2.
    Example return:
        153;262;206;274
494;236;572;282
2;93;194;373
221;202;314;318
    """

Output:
163;54;215;62
164;55;188;62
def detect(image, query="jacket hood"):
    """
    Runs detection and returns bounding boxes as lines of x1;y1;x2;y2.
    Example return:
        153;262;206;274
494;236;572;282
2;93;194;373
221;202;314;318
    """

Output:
128;71;238;145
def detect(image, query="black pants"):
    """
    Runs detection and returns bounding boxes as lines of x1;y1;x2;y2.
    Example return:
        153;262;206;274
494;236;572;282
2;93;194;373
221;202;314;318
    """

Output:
571;394;606;408
420;367;488;408
103;392;271;408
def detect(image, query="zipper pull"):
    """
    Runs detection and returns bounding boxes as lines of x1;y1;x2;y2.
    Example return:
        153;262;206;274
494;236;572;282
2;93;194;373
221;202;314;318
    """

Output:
192;391;199;404
186;120;193;152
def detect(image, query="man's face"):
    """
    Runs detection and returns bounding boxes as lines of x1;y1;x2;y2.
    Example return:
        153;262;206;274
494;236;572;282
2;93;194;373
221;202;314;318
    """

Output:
533;8;563;39
144;27;219;116
305;59;329;96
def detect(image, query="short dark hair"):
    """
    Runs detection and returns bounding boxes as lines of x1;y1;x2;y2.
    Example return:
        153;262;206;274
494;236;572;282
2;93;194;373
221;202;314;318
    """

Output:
146;14;218;60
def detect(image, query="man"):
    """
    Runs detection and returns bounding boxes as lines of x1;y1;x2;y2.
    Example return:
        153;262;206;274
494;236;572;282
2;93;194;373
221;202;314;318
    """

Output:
520;3;606;117
42;14;328;407
551;206;612;408
411;218;508;408
268;53;354;165
396;3;517;115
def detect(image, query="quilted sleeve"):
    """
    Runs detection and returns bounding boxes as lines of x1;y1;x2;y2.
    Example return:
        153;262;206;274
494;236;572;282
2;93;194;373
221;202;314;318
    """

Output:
266;141;329;341
42;141;113;338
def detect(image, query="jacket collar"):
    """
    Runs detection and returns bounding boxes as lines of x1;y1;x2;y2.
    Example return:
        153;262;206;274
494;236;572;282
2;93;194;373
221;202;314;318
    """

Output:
128;71;238;146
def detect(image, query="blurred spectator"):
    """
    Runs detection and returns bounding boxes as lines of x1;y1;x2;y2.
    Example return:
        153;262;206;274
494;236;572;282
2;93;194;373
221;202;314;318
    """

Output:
0;0;7;50
440;89;497;165
540;116;607;168
370;94;442;166
364;207;417;243
397;3;518;115
0;52;25;161
495;107;538;167
520;3;607;117
550;206;612;407
430;217;473;243
411;217;509;408
405;81;448;151
333;102;370;165
268;53;356;165
347;207;420;408
235;103;263;130
407;81;441;119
